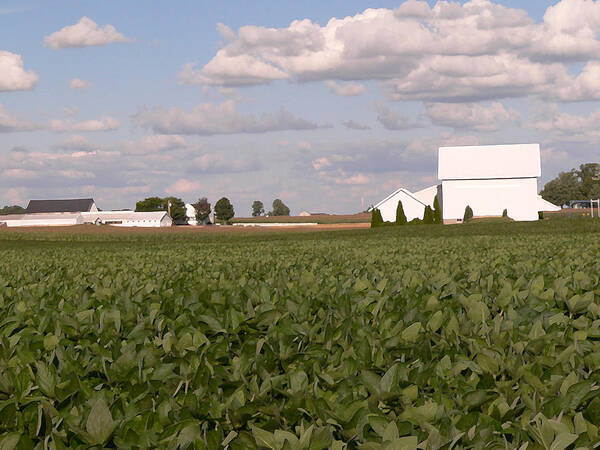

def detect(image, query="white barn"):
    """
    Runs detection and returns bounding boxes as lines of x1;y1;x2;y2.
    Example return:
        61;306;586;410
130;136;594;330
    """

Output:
439;144;543;222
372;143;560;224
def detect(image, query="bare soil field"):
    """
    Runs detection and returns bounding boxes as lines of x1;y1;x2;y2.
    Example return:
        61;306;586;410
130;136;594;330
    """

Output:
0;222;371;235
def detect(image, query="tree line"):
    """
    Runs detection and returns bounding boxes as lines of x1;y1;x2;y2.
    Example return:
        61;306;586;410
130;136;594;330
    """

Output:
135;196;291;224
540;163;600;206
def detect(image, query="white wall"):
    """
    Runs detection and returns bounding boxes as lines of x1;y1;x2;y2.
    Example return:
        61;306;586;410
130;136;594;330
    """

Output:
441;177;539;221
0;217;82;227
377;190;426;222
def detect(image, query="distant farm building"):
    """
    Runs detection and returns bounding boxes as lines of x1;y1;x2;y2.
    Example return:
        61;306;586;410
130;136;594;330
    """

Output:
372;144;560;223
0;198;172;228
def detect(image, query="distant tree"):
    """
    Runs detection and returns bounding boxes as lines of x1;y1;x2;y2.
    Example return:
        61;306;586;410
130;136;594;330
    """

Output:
135;197;165;212
423;205;434;224
135;196;186;222
252;200;265;217
370;209;384;228
0;205;25;215
271;199;290;216
502;208;508;217
433;195;442;224
192;197;211;222
577;163;600;198
165;197;186;222
463;205;473;222
540;170;583;206
395;200;407;225
214;197;234;223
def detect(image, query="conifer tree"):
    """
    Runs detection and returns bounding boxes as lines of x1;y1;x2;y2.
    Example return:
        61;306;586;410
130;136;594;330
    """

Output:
423;205;434;224
370;209;384;228
433;195;442;224
463;205;473;222
395;200;407;225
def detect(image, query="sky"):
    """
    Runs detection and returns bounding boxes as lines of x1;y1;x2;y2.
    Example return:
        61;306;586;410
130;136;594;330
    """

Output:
1;0;599;215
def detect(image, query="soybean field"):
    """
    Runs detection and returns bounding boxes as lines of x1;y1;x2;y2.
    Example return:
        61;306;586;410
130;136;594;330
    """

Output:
1;220;600;448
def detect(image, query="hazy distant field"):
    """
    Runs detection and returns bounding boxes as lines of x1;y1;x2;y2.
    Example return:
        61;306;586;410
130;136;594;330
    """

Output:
1;219;600;448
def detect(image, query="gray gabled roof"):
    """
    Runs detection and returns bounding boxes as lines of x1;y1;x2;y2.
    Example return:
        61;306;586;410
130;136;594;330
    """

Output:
26;198;96;213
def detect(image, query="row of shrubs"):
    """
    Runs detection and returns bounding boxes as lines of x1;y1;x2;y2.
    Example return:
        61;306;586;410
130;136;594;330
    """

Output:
372;201;543;227
371;195;446;227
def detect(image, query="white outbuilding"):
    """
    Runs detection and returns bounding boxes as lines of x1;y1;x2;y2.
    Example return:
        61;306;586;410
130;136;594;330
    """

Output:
371;188;431;222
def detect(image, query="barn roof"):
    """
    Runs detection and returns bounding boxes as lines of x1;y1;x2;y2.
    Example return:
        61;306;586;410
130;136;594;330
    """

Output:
81;211;170;220
26;198;96;213
438;144;541;180
372;188;426;210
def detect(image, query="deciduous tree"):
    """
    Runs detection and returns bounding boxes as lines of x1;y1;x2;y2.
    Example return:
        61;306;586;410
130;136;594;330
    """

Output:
215;197;234;223
271;199;290;216
252;201;265;217
192;197;211;222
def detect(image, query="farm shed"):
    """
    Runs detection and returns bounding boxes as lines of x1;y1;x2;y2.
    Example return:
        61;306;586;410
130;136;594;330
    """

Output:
80;211;172;227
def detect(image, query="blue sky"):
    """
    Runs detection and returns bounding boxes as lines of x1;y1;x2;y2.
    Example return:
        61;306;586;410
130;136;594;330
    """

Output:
1;0;599;214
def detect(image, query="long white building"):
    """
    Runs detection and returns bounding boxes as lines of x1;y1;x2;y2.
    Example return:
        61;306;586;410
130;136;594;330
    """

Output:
0;198;172;228
372;143;560;223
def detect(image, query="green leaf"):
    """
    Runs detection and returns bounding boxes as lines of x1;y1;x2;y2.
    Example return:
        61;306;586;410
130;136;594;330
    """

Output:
401;322;421;343
85;397;116;445
251;425;277;449
0;433;21;450
549;433;578;450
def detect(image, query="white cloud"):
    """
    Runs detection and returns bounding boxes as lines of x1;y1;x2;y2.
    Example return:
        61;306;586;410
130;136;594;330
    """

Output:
50;116;120;132
426;102;520;131
133;100;322;135
54;135;97;151
0;104;39;132
552;61;600;101
325;81;366;96
342;120;371;130
0;51;38;91
44;16;131;49
69;78;92;90
167;178;204;194
335;173;369;185
187;1;600;103
375;101;423;130
530;105;600;142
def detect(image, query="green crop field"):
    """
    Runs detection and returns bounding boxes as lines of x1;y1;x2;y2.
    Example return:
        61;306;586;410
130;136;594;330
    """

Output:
1;220;600;449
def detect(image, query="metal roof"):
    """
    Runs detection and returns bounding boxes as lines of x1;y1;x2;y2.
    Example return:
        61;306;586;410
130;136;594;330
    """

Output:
26;198;96;213
80;211;170;221
438;144;541;180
